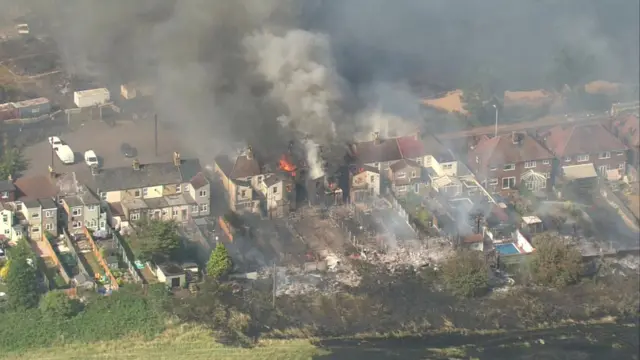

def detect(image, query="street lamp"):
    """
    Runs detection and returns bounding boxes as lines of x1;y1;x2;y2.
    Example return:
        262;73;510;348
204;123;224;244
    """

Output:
492;104;499;137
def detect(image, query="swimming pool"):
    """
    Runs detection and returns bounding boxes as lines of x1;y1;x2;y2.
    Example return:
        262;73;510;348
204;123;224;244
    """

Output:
495;243;521;255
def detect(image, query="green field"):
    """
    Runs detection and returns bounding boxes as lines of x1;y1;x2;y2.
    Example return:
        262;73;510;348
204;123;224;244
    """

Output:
2;326;322;360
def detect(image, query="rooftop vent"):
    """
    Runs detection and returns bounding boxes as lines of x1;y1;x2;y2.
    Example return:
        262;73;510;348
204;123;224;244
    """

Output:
133;159;140;170
173;151;181;166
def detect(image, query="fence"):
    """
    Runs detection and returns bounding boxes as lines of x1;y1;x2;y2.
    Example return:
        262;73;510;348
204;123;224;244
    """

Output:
111;228;142;283
218;217;233;242
83;227;119;290
40;233;71;286
26;238;50;291
599;183;639;229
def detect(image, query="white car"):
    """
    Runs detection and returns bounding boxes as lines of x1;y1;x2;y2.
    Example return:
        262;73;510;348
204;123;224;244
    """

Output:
84;150;99;167
48;136;62;149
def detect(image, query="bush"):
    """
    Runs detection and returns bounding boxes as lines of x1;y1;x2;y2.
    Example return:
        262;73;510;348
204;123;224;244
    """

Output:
207;243;232;280
40;291;80;319
529;234;583;288
6;239;39;309
441;250;489;298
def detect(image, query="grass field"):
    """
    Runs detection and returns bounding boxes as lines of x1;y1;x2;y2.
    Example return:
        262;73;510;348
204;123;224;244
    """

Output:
2;325;322;360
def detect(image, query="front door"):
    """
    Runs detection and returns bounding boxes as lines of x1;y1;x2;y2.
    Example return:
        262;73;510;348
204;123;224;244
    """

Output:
171;277;180;288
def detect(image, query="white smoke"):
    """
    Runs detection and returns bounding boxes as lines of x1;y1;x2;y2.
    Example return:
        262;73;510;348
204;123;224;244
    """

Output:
243;29;343;146
304;138;325;180
354;109;419;141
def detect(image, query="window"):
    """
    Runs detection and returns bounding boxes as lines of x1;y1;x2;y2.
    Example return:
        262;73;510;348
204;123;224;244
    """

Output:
397;185;407;192
526;181;535;190
183;184;189;192
87;205;96;211
100;192;106;200
542;159;550;165
503;164;515;171
240;190;246;198
599;151;611;159
258;176;263;183
15;202;22;211
192;205;199;213
414;183;420;193
370;175;375;183
87;220;96;228
31;226;40;233
489;166;497;171
524;160;536;169
442;163;453;170
272;186;278;194
175;184;182;193
415;158;422;165
396;172;406;179
31;212;40;219
142;188;148;196
45;223;53;231
1;191;8;199
45;210;53;218
172;209;178;217
3;229;8;235
502;177;516;189
618;163;626;170
72;221;82;229
2;215;7;223
475;156;479;164
100;221;105;229
130;213;140;221
15;231;21;237
411;171;417;178
489;178;498;185
199;189;207;197
199;204;208;213
72;207;82;216
577;154;589;162
134;189;141;197
564;156;571;162
617;151;625;156
545;172;551;179
162;209;168;215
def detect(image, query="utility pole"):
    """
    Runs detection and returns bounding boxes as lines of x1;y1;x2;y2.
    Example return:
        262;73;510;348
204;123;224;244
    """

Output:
492;104;499;137
272;261;277;308
154;114;158;157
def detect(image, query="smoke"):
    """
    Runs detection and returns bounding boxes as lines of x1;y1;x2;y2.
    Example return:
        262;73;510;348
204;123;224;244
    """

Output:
303;138;324;180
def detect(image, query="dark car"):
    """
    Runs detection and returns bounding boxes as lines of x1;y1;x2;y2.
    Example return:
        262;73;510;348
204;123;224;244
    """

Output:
120;143;137;158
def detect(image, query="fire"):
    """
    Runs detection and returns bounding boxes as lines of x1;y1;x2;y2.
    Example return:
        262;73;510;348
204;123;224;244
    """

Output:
279;154;297;176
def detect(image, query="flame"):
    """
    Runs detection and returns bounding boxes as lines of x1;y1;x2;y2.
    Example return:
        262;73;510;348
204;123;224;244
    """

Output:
279;154;297;173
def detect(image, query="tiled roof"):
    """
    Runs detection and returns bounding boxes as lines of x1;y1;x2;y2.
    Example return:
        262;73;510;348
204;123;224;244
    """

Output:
615;114;639;147
470;132;553;169
190;173;208;189
94;159;201;192
545;124;626;157
214;154;261;179
352;138;402;164
14;175;57;201
389;159;421;172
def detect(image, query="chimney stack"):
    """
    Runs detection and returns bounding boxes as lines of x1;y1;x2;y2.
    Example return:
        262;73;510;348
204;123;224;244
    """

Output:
173;151;181;166
373;132;381;145
7;174;12;181
246;146;253;160
132;159;140;170
511;131;524;145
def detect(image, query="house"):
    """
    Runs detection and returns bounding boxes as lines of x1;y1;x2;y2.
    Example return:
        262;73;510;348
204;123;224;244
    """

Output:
0;179;16;202
94;153;210;229
610;114;640;169
388;159;423;197
57;172;107;235
257;174;295;218
468;132;554;194
11;175;58;241
213;147;264;213
348;133;404;172
543;123;628;179
348;165;380;203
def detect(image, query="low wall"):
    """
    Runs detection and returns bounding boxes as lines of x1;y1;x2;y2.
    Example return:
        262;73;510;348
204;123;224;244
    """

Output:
40;233;71;286
515;230;535;253
84;227;119;290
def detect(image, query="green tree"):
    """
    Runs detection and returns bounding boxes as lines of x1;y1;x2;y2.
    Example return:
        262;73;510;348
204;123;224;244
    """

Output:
529;234;583;288
441;250;489;298
39;290;80;319
133;219;181;261
207;243;232;280
0;148;28;180
6;239;39;309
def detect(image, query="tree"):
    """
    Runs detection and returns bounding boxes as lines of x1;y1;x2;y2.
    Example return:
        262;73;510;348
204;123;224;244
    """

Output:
133;219;181;261
40;290;79;319
6;239;39;309
0;259;10;279
441;250;489;298
207;243;232;280
0;148;28;180
529;233;583;288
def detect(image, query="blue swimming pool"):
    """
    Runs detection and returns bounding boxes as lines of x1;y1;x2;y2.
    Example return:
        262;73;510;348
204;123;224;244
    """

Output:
495;243;521;255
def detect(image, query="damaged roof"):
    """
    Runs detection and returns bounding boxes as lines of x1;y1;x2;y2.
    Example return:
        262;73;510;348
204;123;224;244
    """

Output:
94;159;202;192
215;154;262;179
352;137;402;164
353;134;439;164
263;175;281;187
544;123;627;157
470;132;553;168
389;159;421;172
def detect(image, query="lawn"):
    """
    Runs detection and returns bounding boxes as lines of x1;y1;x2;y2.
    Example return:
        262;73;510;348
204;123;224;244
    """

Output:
2;325;322;360
79;251;104;278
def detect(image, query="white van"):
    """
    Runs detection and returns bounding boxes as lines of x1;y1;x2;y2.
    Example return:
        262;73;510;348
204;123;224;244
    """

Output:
84;150;99;167
55;145;75;164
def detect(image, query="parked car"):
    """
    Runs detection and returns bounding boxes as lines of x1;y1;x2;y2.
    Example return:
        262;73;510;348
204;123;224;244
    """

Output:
120;143;137;158
84;150;99;167
48;136;62;149
55;145;75;164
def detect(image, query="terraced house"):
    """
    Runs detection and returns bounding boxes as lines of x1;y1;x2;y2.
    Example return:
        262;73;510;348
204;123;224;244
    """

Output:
93;153;210;230
56;172;107;235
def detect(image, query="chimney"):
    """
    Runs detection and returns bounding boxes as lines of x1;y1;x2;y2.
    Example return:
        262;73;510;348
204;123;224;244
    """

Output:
373;132;381;145
511;131;524;145
173;151;181;166
246;146;253;160
7;174;11;181
132;159;140;170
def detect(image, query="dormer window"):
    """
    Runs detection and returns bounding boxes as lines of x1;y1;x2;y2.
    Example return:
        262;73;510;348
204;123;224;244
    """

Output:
503;164;515;171
175;184;182;193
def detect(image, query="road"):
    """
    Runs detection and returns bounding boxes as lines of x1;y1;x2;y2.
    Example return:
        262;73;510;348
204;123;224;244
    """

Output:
436;113;610;140
22;119;192;181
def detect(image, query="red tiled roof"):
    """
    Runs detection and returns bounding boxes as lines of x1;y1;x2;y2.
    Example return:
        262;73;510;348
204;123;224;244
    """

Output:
354;133;445;164
389;159;421;172
190;173;208;189
14;175;57;201
545;123;627;157
470;132;553;169
616;114;639;147
396;135;425;158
